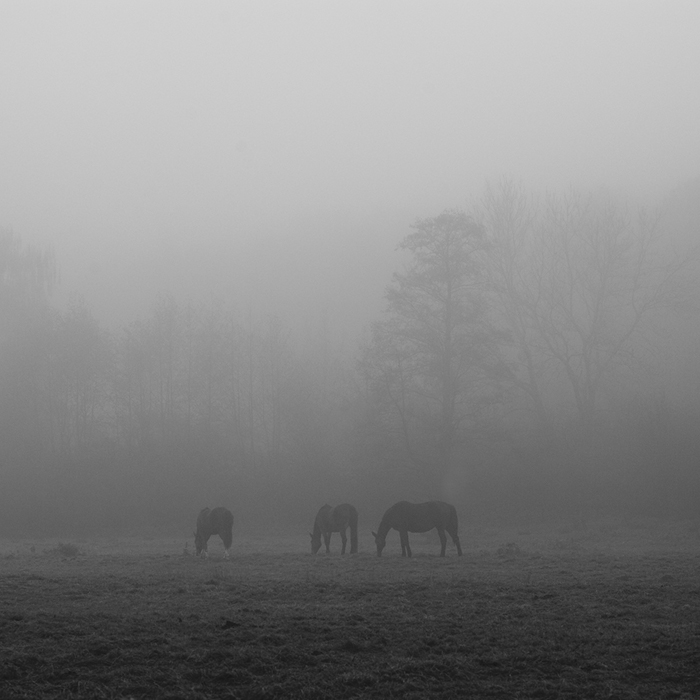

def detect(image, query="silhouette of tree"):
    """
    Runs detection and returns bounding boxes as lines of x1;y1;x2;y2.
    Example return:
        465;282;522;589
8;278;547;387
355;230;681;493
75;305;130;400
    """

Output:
360;209;489;493
479;179;698;428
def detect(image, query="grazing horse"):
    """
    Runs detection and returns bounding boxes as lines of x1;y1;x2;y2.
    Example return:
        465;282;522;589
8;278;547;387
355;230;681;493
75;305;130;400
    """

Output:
194;507;234;558
372;501;462;557
310;503;358;554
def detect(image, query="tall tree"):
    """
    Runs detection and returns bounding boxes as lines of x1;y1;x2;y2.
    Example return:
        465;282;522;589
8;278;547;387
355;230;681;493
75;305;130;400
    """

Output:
360;209;488;492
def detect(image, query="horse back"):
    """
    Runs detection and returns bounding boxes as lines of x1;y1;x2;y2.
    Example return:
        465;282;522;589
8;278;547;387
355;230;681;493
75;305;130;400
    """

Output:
210;506;234;529
424;501;458;529
314;504;333;533
196;507;212;535
388;500;457;533
210;507;234;548
379;501;411;534
198;507;233;536
331;503;358;529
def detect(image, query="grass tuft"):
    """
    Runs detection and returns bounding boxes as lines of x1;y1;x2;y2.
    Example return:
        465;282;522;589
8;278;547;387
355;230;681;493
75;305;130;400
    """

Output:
54;542;81;558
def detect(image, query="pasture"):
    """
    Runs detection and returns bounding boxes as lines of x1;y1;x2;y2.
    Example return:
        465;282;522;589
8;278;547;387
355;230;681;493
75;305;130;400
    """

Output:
1;521;699;699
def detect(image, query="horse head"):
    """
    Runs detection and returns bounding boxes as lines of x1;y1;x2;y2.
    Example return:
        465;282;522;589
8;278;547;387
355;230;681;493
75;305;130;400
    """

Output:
194;530;206;557
310;531;322;555
372;531;385;557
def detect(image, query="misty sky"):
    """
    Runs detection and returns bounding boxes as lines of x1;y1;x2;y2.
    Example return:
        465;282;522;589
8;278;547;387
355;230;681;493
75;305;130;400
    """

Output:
1;1;699;336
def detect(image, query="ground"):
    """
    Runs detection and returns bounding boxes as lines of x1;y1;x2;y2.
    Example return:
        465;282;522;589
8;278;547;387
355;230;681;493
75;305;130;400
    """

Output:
1;521;699;699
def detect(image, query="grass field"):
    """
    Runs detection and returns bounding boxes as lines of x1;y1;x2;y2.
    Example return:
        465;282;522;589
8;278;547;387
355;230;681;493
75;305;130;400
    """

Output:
1;521;699;699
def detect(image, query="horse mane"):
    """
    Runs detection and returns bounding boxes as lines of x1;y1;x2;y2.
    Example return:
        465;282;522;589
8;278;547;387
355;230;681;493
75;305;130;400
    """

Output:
376;506;395;540
312;504;331;540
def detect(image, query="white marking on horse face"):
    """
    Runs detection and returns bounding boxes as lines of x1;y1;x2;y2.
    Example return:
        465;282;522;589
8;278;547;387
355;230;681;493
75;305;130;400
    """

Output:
224;549;230;559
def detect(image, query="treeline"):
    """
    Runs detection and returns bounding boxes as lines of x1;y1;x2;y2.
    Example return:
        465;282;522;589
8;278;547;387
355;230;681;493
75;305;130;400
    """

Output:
0;260;359;531
359;180;700;523
1;179;699;533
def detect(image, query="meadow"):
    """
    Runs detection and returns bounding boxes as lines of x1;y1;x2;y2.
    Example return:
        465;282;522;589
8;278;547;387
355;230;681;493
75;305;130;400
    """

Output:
1;521;699;699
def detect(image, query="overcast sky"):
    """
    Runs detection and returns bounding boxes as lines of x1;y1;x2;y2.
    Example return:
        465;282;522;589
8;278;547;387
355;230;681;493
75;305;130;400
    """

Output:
1;1;699;336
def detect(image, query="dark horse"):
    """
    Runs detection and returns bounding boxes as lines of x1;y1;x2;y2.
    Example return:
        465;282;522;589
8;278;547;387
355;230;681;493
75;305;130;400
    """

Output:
372;501;462;557
310;503;358;554
194;507;234;558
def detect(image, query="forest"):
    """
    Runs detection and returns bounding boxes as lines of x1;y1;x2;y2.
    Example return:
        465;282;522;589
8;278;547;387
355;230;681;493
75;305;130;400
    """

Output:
1;178;699;535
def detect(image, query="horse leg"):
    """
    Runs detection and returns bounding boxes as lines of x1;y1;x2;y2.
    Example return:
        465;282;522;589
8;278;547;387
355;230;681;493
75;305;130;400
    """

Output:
437;527;447;556
324;532;331;554
450;530;463;556
400;530;411;557
340;528;347;555
350;522;358;554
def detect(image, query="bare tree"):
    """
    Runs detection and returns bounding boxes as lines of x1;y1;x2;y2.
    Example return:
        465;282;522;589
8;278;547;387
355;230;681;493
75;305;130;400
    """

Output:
479;180;698;430
0;229;57;444
57;299;109;452
0;228;55;313
360;209;489;492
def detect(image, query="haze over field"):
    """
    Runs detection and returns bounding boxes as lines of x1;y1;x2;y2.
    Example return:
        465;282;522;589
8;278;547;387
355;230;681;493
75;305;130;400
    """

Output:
1;1;699;335
1;2;700;533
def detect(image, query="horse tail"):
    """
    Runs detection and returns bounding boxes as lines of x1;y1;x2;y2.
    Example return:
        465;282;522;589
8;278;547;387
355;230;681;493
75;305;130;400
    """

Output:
222;510;234;549
448;505;459;536
447;504;463;555
349;506;358;553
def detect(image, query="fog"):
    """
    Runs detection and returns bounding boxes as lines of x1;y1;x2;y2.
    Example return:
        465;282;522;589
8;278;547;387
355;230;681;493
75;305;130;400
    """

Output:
3;2;699;331
1;2;700;533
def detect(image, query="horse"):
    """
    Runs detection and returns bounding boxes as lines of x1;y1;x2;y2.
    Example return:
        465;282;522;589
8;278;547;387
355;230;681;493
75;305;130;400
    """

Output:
310;503;358;554
372;501;462;557
194;507;234;558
